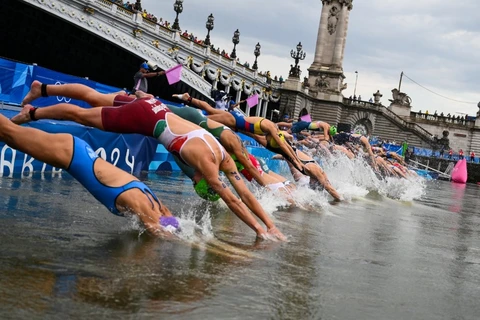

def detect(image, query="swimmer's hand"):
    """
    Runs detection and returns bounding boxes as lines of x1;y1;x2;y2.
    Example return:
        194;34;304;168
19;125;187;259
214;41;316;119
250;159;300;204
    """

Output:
267;226;287;242
329;199;342;205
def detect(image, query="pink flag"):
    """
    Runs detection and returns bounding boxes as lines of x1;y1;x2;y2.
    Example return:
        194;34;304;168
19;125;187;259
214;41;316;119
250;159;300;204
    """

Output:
246;94;259;108
300;114;312;122
165;64;182;85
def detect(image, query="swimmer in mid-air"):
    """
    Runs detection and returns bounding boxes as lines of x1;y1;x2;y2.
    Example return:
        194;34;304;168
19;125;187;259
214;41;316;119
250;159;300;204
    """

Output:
0;113;177;235
12;81;286;241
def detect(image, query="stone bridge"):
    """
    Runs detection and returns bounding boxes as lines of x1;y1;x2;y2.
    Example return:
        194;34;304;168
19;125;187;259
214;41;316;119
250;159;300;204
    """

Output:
279;78;480;152
8;0;282;116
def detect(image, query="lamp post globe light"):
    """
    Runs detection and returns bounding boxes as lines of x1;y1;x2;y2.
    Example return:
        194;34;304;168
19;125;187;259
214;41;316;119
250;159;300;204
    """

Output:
204;13;214;46
172;0;184;31
230;29;240;59
289;41;306;78
252;42;261;70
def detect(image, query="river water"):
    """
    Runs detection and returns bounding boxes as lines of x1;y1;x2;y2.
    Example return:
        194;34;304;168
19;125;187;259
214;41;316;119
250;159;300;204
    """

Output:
1;169;480;320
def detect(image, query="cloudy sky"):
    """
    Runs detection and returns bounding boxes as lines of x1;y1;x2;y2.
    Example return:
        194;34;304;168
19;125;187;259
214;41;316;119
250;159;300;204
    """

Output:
142;0;479;116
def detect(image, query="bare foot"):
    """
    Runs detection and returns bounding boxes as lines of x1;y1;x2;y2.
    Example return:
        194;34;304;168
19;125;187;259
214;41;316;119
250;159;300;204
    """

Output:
172;93;189;101
21;80;43;106
11;104;34;125
135;90;154;99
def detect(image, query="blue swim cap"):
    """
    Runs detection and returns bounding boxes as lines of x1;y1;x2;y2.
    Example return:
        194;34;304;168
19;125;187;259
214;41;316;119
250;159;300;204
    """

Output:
140;62;149;70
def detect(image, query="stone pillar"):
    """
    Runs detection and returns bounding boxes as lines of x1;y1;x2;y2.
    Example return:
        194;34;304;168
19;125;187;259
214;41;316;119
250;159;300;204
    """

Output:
312;3;330;66
332;4;349;70
307;0;353;98
256;98;263;117
262;100;269;118
235;90;242;104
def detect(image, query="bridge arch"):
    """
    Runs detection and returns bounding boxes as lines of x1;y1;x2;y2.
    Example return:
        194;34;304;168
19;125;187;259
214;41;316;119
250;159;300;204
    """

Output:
344;111;376;135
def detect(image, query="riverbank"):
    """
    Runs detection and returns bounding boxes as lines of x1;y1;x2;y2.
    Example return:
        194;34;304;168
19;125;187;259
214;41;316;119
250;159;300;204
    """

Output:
412;156;480;184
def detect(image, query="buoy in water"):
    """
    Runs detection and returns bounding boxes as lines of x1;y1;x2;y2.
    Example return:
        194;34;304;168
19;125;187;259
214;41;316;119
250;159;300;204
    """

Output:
451;159;467;184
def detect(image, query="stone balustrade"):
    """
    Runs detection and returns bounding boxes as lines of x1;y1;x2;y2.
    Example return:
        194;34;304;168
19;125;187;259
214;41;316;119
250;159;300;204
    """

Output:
21;0;282;105
411;112;476;128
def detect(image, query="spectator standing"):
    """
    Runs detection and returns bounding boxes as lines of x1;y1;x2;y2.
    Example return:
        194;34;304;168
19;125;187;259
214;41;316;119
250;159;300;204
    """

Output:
211;90;229;111
470;151;475;162
132;62;165;94
439;147;444;158
448;149;453;159
134;0;142;11
459;149;464;160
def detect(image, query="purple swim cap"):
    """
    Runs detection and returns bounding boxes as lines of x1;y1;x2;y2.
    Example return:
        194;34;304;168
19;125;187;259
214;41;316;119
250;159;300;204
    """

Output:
159;216;180;230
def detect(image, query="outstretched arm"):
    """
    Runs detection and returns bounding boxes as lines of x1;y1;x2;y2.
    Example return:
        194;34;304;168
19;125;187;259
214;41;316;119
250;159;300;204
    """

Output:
360;136;378;170
320;122;331;141
231;100;246;109
224;134;268;186
264;123;304;173
221;157;286;241
276;121;292;128
173;93;223;115
193;156;269;238
143;70;165;78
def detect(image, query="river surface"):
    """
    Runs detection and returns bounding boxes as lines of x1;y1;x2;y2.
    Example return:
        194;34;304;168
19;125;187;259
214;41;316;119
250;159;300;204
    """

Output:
1;172;480;320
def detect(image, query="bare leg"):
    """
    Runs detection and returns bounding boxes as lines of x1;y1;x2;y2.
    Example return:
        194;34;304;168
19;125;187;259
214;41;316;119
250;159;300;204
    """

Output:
21;80;119;107
0;114;72;168
12;103;104;129
173;92;225;115
135;90;154;99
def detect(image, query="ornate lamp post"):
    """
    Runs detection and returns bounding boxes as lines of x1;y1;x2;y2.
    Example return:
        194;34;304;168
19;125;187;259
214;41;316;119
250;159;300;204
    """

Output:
289;42;306;78
171;0;183;31
252;42;261;70
204;13;214;46
230;29;240;59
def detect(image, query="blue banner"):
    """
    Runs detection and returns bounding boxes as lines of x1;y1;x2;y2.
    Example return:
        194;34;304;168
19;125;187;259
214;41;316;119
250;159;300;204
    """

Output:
0;59;33;105
0;58;121;108
0;116;160;177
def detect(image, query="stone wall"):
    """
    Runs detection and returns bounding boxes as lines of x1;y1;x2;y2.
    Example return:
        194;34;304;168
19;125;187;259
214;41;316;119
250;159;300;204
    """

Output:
413;156;480;184
409;119;475;152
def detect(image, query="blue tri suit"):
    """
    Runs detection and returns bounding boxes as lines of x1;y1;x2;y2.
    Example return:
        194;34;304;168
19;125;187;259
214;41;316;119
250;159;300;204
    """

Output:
67;136;160;216
290;121;311;133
